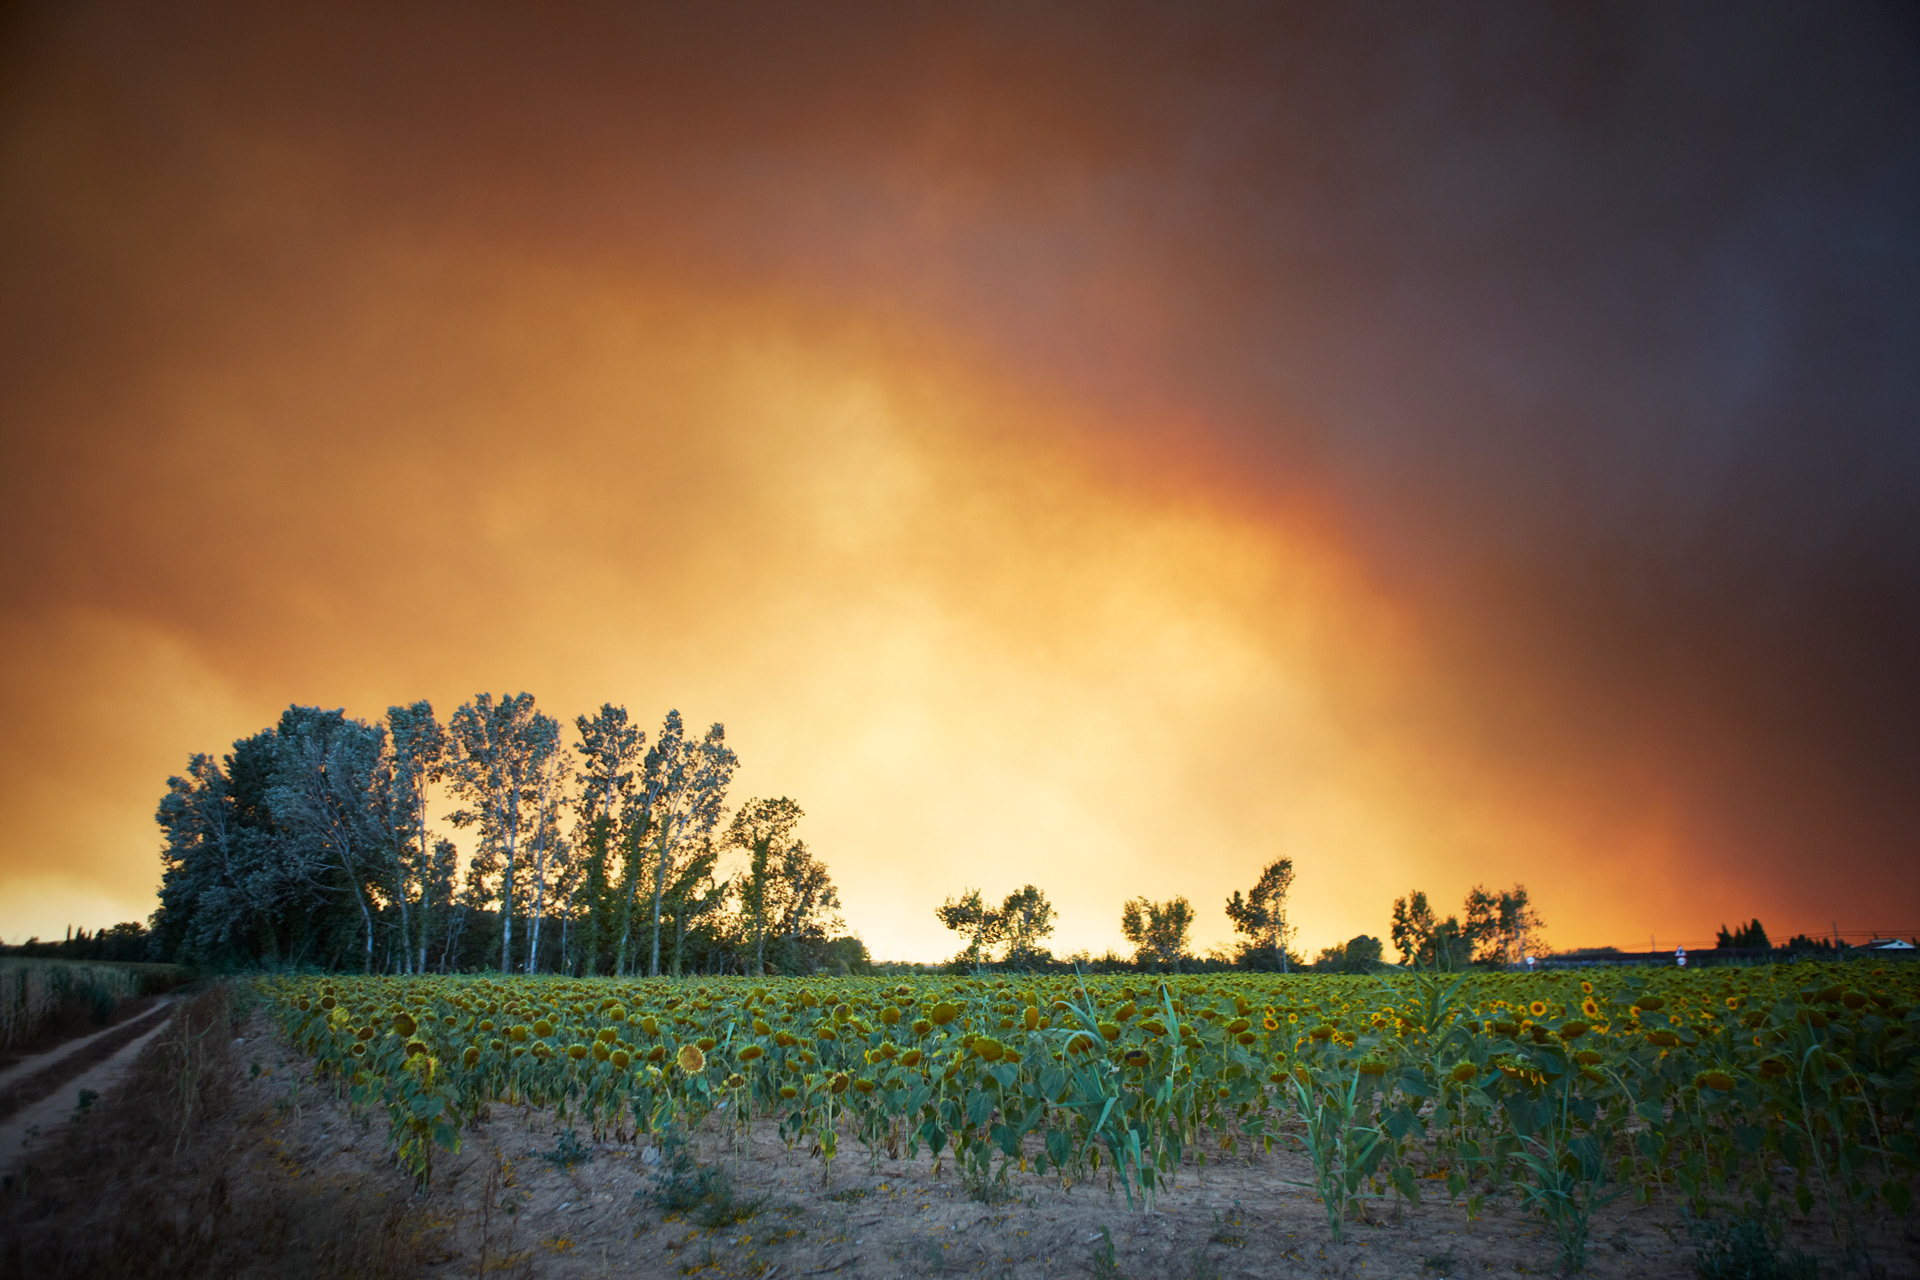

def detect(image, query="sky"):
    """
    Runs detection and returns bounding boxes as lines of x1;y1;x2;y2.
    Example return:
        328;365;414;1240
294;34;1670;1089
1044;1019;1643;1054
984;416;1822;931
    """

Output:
2;2;1916;960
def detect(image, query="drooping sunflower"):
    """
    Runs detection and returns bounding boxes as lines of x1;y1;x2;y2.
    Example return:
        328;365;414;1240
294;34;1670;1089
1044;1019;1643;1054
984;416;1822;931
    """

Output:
676;1043;706;1073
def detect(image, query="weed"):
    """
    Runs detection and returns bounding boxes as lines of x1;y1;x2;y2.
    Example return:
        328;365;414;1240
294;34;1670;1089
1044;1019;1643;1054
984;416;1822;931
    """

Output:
1090;1225;1123;1280
962;1161;1015;1205
644;1123;768;1229
539;1127;593;1169
1689;1208;1819;1280
1187;1248;1222;1280
824;1186;867;1203
1207;1203;1246;1248
1423;1249;1460;1272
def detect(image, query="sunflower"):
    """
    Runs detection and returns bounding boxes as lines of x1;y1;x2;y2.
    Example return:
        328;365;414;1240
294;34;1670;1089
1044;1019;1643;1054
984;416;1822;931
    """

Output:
1529;1001;1548;1018
1581;998;1600;1019
676;1043;706;1073
1580;981;1594;995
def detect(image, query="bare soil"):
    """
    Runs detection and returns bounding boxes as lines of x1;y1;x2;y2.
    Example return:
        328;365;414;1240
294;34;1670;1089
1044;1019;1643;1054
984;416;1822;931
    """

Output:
2;993;1913;1279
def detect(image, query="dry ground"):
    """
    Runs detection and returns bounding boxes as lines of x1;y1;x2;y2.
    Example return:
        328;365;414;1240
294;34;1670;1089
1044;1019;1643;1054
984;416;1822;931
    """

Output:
2;988;1913;1279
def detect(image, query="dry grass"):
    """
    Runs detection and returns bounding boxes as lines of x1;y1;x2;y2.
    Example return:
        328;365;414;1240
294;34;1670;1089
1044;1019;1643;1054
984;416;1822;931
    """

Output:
0;984;445;1280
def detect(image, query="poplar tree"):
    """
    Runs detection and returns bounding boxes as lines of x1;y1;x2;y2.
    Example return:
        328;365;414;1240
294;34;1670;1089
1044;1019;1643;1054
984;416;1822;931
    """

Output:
520;744;570;972
386;701;447;974
637;714;738;977
447;692;561;974
572;704;643;974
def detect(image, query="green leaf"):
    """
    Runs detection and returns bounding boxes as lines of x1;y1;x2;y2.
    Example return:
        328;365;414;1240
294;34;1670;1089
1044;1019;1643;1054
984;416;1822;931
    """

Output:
1884;1180;1912;1216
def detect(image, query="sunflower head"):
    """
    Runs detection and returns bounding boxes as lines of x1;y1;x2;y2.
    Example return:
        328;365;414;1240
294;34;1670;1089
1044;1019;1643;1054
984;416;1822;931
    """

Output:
1528;1001;1548;1018
676;1043;706;1073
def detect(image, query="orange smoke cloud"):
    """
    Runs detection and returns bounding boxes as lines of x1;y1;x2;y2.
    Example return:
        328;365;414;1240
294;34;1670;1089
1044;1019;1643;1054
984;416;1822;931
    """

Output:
3;3;1913;957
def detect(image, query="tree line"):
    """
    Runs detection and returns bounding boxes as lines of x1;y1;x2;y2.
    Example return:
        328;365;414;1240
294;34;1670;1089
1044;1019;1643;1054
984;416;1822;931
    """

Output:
151;696;860;975
932;861;1543;975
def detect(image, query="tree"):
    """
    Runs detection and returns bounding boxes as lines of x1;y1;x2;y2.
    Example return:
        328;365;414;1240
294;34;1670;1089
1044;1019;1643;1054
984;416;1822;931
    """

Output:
1225;858;1297;972
997;886;1056;967
571;704;643;975
385;701;447;974
1390;890;1473;969
1464;884;1545;965
724;796;805;976
519;742;570;972
1120;896;1195;969
446;692;562;974
936;889;1002;967
770;840;843;956
663;835;729;977
1717;918;1771;950
1313;934;1385;973
268;707;388;971
155;750;297;965
634;713;738;977
1389;890;1436;965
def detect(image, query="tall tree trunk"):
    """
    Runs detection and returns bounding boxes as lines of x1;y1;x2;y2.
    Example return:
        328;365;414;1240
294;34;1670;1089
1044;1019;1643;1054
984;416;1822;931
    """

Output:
648;823;673;977
416;801;433;975
393;862;412;975
526;823;548;974
499;789;519;974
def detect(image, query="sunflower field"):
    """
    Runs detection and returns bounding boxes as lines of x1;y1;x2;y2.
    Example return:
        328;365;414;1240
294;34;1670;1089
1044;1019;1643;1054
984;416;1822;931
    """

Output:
260;962;1917;1269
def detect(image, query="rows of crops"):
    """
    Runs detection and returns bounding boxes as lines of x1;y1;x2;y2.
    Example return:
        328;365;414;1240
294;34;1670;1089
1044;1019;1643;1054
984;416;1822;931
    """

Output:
261;962;1917;1270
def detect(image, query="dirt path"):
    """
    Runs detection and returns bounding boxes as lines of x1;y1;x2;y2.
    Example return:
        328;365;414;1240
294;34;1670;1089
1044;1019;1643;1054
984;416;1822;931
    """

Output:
0;1005;177;1182
0;997;174;1097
